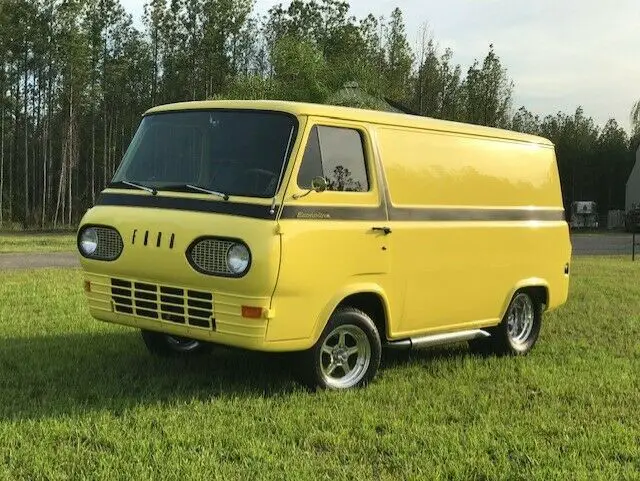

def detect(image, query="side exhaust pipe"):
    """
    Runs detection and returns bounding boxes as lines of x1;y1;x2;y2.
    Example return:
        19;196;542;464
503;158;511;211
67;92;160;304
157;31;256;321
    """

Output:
386;329;491;350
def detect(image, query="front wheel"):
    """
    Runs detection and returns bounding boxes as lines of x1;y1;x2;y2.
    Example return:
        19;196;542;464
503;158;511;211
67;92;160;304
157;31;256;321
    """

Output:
140;329;212;358
299;307;382;390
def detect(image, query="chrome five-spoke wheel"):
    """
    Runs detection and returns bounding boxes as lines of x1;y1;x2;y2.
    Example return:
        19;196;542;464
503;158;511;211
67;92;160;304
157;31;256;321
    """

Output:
320;325;372;389
300;307;382;390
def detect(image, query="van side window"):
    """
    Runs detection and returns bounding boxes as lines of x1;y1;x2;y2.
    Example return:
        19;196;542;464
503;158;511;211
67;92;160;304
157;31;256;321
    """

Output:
297;125;369;192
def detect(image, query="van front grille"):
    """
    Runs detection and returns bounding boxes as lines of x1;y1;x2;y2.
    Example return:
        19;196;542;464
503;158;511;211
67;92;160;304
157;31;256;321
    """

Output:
110;278;214;329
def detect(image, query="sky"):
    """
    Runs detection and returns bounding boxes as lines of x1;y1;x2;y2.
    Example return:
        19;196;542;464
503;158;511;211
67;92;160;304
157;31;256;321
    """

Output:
120;0;640;132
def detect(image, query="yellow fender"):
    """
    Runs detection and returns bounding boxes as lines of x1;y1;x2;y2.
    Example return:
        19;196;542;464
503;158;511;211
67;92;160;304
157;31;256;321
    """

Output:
309;282;393;346
498;277;550;322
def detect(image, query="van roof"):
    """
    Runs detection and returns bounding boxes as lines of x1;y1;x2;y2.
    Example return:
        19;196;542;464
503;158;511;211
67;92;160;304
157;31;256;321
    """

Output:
144;99;554;147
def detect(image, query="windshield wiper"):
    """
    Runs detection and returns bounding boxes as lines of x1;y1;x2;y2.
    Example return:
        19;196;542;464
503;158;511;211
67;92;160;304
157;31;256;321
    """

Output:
185;184;229;201
117;180;157;195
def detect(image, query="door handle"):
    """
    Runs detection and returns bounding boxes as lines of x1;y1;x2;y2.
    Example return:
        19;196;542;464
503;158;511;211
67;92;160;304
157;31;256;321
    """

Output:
372;226;392;235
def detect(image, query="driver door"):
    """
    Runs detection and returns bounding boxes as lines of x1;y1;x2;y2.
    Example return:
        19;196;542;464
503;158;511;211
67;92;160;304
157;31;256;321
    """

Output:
266;118;392;342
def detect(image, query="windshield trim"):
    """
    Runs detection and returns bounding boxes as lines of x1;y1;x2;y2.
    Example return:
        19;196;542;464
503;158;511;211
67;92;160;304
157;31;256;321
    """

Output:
110;108;301;200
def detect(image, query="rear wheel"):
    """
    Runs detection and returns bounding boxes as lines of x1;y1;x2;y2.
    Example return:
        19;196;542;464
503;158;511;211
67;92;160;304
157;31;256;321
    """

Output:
140;329;212;357
469;291;542;356
298;307;382;390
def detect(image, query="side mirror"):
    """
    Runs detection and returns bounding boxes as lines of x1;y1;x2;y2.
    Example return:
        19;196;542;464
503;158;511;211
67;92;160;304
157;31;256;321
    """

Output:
311;176;328;193
292;176;328;200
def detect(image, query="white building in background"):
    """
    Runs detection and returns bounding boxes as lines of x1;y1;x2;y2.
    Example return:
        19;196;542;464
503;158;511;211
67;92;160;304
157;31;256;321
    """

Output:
626;144;640;211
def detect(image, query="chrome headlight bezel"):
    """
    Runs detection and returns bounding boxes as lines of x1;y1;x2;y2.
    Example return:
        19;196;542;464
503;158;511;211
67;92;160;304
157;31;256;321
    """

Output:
77;224;124;261
186;236;252;278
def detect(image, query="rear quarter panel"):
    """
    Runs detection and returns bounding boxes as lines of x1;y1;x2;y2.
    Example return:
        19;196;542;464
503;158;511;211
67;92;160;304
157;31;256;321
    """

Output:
374;125;570;335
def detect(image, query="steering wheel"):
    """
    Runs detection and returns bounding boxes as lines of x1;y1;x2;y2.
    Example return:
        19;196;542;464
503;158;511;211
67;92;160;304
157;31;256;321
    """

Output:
245;168;278;195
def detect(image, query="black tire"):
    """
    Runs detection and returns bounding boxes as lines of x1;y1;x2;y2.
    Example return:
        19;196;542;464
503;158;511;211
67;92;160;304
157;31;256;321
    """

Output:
140;329;213;358
471;291;542;356
297;307;382;391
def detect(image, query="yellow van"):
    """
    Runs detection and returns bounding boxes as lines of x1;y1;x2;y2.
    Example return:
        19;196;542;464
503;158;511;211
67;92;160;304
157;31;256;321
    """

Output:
77;100;571;390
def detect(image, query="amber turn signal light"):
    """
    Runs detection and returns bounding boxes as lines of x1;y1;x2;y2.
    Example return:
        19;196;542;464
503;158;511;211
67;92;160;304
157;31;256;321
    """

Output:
241;306;263;319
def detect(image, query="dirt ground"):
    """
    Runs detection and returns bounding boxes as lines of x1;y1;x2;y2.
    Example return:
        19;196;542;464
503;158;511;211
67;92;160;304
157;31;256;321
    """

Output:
0;252;79;271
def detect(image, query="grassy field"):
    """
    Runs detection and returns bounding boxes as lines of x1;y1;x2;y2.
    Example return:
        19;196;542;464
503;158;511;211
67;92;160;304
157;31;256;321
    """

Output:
0;233;76;253
0;258;638;480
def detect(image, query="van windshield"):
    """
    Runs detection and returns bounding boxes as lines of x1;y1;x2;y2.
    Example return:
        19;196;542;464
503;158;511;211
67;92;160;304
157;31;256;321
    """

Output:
111;110;297;199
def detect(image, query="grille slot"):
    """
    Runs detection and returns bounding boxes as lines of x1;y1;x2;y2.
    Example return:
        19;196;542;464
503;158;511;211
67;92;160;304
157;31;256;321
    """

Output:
188;239;235;275
110;278;214;329
92;227;124;260
131;230;174;249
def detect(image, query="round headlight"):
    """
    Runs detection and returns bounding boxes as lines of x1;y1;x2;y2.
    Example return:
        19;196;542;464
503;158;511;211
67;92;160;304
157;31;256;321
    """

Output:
79;227;99;256
227;243;250;275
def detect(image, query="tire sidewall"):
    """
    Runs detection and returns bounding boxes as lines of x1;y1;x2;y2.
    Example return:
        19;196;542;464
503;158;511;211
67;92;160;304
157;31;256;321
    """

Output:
141;329;211;357
165;334;204;353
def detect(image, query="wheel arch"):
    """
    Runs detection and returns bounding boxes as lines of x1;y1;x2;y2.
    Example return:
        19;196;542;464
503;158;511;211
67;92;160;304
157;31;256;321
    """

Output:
311;284;391;346
500;278;549;320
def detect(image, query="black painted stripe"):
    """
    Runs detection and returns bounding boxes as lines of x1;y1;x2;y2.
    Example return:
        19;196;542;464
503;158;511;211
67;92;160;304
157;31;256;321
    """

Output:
96;192;276;219
280;206;564;222
95;192;564;222
280;205;386;221
387;207;566;222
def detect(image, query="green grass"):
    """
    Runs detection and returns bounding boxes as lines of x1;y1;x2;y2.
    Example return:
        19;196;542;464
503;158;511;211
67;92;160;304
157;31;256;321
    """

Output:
0;233;76;253
0;258;638;480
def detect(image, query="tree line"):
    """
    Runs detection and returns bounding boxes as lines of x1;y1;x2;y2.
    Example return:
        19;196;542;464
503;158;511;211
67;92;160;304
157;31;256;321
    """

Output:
0;0;638;229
